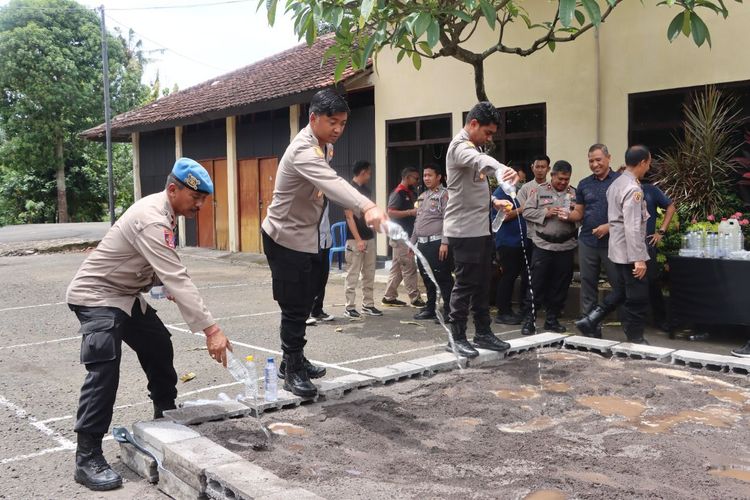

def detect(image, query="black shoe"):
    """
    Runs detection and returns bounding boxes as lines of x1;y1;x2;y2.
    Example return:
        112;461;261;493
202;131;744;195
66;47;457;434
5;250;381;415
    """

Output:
152;399;176;419
445;323;479;358
381;297;407;307
74;433;122;491
361;305;383;316
344;308;361;319
544;318;567;333
414;309;436;320
311;311;335;321
521;319;536;336
473;332;510;352
278;356;326;380
411;297;427;308
282;353;318;398
594;324;603;339
575;305;608;337
627;337;650;345
495;313;522;325
731;341;750;358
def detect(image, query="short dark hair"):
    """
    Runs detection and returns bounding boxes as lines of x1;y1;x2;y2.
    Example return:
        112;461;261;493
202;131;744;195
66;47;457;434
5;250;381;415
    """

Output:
165;173;186;190
310;89;350;116
352;160;371;176
625;145;651;167
466;102;500;127
423;164;441;176
551;160;572;175
401;166;419;179
534;154;551;165
588;143;609;156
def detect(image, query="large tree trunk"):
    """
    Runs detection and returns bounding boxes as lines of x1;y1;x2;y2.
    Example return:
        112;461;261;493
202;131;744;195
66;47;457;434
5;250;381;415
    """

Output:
55;135;69;223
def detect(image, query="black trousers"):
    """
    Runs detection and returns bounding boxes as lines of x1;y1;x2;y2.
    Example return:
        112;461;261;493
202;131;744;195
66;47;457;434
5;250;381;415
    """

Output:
448;235;494;328
311;247;331;316
646;246;667;323
495;244;531;316
603;262;649;337
263;231;319;354
524;247;574;320
416;239;454;316
71;302;177;435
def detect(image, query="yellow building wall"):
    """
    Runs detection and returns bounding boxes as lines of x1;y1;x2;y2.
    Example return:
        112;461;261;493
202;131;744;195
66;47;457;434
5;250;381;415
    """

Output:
371;2;750;255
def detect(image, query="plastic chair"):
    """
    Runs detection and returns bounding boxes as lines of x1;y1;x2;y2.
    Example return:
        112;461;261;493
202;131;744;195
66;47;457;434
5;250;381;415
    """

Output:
329;221;348;270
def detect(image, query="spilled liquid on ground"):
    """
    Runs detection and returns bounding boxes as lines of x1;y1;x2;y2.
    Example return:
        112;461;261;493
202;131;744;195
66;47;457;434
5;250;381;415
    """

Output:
492;387;540;400
497;416;558;434
709;465;750;482
543;382;571;393
268;422;306;436
638;406;741;434
577;396;646;419
709;389;749;405
524;489;567;500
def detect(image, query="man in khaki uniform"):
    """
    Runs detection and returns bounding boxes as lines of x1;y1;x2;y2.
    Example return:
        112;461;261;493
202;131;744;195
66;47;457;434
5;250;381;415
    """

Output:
66;158;231;491
576;145;651;344
262;90;387;397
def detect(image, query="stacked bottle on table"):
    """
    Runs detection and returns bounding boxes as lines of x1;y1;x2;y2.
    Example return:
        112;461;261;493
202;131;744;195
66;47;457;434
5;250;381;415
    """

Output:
679;219;747;259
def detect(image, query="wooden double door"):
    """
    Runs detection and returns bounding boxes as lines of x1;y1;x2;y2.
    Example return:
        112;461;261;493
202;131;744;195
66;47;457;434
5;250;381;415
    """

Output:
196;157;277;252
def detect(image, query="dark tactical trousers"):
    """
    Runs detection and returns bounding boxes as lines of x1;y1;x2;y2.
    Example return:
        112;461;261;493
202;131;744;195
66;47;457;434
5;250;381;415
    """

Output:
311;247;331;317
524;247;575;320
495;244;531;316
448;235;494;329
646;245;667;324
263;230;319;354
71;303;177;435
416;239;454;317
602;263;650;337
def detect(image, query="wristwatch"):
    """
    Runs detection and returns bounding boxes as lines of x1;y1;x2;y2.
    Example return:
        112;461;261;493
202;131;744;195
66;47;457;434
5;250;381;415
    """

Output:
657;229;666;235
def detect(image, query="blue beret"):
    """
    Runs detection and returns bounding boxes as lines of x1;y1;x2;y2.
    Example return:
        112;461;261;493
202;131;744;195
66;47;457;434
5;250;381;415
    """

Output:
172;157;214;194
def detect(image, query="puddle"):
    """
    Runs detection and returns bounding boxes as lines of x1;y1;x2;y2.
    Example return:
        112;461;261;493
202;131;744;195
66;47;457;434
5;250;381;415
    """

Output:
492;387;540;400
709;389;749;405
638;406;741;434
542;352;586;362
446;417;482;429
543;382;572;393
647;367;695;381
268;422;306;436
577;396;646;419
497;416;558;434
524;489;567;500
709;465;750;482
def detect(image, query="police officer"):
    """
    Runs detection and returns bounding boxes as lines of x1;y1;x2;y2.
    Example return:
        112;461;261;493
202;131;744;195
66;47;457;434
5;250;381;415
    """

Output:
261;89;387;397
443;102;518;358
576;145;651;344
66;158;231;491
519;160;578;335
410;164;452;321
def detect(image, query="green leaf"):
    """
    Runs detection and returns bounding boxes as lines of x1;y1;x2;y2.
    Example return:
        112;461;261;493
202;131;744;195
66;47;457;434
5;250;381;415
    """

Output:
450;9;474;22
412;51;422;70
581;0;602;27
558;0;576;27
332;6;344;27
426;18;440;47
413;12;432;37
418;41;433;56
667;12;684;42
690;13;710;47
479;0;496;29
361;0;376;21
548;39;556;52
396;49;406;63
334;57;349;81
266;0;278;26
362;36;377;65
682;10;691;36
574;10;586;26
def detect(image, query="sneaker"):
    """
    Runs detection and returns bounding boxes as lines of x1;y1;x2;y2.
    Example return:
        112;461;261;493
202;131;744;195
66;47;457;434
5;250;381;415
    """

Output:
312;311;335;321
411;297;426;308
361;305;383;316
381;297;407;307
344;308;361;319
413;309;436;320
305;317;317;326
731;341;750;358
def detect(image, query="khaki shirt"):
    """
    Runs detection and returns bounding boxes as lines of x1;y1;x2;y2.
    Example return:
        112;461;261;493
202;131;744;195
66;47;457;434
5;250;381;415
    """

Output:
607;170;650;264
522;182;579;251
517;179;541;234
411;186;449;245
444;129;514;238
262;125;375;254
66;192;214;333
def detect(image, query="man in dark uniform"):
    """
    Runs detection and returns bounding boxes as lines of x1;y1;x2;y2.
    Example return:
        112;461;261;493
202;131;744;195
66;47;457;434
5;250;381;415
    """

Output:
410;164;452;320
66;158;231;491
576;145;652;344
261;90;387;397
443;102;518;358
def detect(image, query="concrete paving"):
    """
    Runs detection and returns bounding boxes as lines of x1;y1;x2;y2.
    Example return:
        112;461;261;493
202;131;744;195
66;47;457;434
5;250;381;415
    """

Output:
0;248;746;498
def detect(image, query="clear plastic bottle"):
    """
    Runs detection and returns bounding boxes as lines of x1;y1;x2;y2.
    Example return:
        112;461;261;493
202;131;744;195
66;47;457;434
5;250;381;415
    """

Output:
491;210;505;233
680;234;689;250
498;180;517;199
264;357;278;402
244;355;258;400
149;285;167;299
225;349;250;383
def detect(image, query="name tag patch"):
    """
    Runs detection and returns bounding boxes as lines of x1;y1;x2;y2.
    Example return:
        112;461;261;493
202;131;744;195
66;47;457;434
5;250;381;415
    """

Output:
164;229;176;249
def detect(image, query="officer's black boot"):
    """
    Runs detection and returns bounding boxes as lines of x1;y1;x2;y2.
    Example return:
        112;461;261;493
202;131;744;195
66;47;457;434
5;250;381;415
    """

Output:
153;399;176;419
543;314;567;333
282;352;318;398
521;315;536;336
445;322;479;358
575;305;609;337
277;356;326;380
74;432;122;491
472;323;510;352
624;325;649;345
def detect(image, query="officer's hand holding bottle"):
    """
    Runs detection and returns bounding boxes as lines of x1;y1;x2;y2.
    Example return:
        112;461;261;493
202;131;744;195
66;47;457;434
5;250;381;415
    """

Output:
204;324;231;367
364;205;389;233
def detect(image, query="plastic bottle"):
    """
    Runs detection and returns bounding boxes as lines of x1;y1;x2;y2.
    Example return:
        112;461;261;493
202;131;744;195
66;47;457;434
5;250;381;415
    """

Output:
498;180;517;199
149;285;167;299
680;234;689;250
264;357;278;402
225;350;250;383
491;210;505;233
245;355;258;400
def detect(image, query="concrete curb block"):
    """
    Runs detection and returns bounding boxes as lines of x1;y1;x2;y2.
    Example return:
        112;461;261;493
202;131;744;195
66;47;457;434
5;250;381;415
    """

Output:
118;442;158;483
157;465;207;500
506;333;568;356
563;335;620;355
164;401;251;425
162;436;245;492
360;361;430;384
467;348;507;367
408;352;467;373
671;350;750;374
204;461;324;500
317;373;377;399
238;389;314;416
132;420;201;464
611;343;676;362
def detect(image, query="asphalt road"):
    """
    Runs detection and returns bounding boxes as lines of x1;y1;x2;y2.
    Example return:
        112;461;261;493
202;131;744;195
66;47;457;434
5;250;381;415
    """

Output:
0;249;743;499
0;223;110;244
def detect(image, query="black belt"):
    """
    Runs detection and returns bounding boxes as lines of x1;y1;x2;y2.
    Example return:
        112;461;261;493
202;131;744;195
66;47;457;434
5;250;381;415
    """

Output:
536;230;577;244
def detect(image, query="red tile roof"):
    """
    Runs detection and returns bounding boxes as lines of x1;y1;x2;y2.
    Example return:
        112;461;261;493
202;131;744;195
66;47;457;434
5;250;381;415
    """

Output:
81;33;364;140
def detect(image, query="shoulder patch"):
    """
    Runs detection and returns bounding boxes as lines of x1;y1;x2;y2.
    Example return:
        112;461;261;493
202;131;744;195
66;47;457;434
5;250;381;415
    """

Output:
164;229;176;249
633;191;643;202
463;140;476;149
327;147;334;160
312;146;324;158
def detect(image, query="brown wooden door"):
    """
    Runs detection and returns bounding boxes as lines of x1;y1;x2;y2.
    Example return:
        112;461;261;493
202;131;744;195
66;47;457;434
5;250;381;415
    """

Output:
197;160;215;248
259;157;278;224
238;158;260;252
213;159;229;251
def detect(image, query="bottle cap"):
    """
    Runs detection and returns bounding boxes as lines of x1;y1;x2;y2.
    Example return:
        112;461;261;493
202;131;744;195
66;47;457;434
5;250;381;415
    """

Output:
267;357;275;363
245;355;254;362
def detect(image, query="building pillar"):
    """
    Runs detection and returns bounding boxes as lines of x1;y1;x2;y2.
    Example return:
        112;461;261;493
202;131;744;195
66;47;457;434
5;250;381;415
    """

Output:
131;132;142;201
226;116;239;252
289;104;300;140
175;126;186;248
